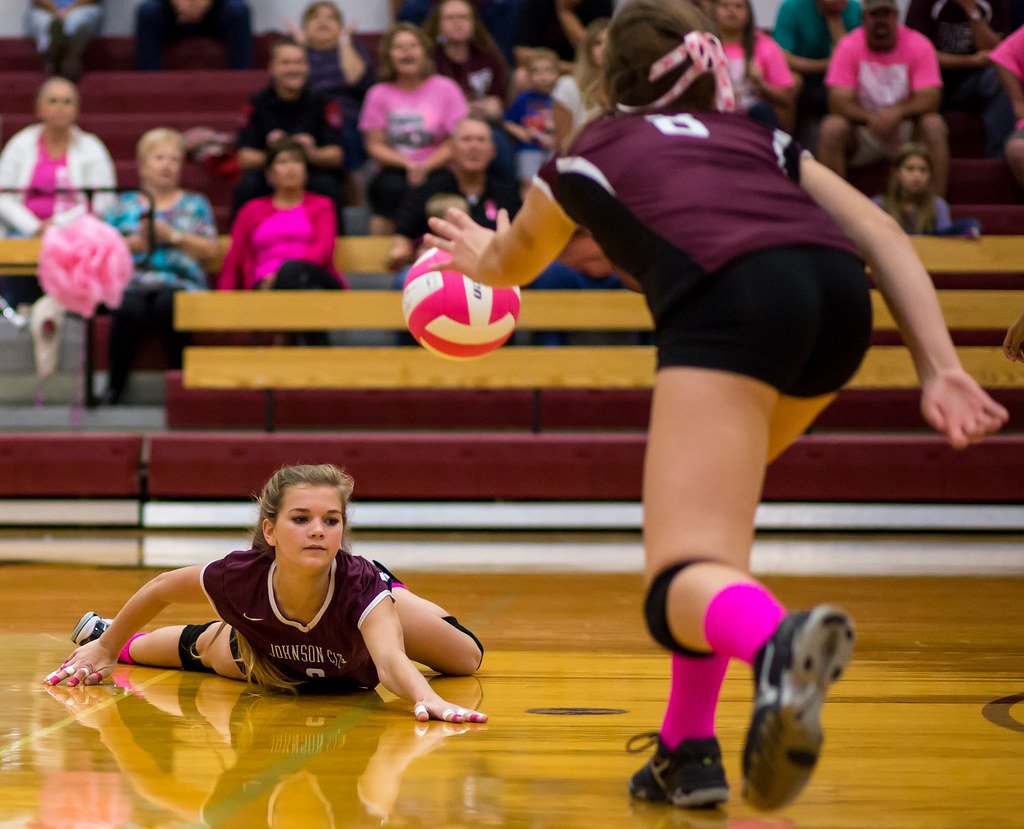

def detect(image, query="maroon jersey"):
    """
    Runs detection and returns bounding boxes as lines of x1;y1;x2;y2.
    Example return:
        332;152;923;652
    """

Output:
537;112;859;322
200;548;392;688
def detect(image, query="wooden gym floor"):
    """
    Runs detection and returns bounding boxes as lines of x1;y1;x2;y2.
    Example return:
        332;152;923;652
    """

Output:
2;548;1024;828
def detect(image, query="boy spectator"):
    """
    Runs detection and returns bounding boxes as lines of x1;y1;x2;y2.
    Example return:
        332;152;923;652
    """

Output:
504;48;559;193
232;37;344;219
772;0;862;146
818;0;949;194
135;0;252;70
905;0;1014;158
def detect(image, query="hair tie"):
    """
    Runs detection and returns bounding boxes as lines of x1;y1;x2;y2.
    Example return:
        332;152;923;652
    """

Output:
616;31;735;114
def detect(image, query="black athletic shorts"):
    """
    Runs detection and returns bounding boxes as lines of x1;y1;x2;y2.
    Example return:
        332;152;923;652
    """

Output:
656;245;873;398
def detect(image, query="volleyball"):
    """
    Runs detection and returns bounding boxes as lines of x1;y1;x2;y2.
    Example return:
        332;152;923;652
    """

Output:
401;247;521;360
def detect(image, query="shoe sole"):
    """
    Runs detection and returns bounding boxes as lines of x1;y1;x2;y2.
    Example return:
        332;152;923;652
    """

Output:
70;611;99;645
670;785;730;809
742;605;855;811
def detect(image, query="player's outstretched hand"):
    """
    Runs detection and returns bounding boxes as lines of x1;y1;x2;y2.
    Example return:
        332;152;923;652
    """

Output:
920;367;1008;449
412;696;488;724
1003;310;1024;362
44;640;117;687
425;208;510;280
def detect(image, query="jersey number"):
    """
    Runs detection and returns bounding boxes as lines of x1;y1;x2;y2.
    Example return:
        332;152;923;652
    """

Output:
647;113;710;139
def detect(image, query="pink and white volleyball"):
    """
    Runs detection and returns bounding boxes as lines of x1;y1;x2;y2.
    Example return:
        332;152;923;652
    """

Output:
402;247;521;360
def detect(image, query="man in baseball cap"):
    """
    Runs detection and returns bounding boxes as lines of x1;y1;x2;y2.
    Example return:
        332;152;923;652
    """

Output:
818;0;949;193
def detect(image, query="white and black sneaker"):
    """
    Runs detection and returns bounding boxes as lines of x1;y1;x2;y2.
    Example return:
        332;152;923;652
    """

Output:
742;605;855;811
628;732;730;808
71;611;111;645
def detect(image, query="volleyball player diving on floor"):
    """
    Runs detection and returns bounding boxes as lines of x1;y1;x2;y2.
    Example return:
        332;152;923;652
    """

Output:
425;0;1006;810
45;463;487;725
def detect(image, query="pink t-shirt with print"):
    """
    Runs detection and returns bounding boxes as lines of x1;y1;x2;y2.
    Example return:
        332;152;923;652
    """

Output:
825;25;942;112
358;74;469;165
723;32;795;111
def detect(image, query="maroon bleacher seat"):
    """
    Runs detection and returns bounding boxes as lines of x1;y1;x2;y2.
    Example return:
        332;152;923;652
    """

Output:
0;433;142;497
145;431;1024;502
764;433;1024;502
811;389;1024;430
163;373;656;431
146;432;647;499
0;36;273;73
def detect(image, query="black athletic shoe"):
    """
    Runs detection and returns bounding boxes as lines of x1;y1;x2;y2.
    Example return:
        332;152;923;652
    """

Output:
71;611;110;645
742;605;855;811
627;732;730;808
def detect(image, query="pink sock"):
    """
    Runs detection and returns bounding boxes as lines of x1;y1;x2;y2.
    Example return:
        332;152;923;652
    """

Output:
660;651;730;748
118;632;147;665
703;582;786;665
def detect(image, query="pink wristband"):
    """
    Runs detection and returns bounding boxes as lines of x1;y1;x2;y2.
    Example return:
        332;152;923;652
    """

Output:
1016;118;1024;131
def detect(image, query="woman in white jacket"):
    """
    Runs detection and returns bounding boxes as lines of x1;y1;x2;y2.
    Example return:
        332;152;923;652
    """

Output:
0;76;116;311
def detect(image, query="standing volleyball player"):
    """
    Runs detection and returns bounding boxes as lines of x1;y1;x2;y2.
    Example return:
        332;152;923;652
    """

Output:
46;464;487;725
426;0;1006;809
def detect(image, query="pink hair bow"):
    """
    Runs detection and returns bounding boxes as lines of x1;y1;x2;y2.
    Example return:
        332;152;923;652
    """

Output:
617;31;735;114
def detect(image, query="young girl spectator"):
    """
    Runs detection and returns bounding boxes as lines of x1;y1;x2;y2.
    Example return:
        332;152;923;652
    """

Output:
873;142;981;237
218;138;345;292
504;47;560;193
359;23;469;234
47;463;486;726
103;128;217;405
288;2;375;187
552;17;609;150
714;0;797;131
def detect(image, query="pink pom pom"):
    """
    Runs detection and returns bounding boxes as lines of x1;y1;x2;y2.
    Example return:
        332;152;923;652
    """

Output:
38;215;134;318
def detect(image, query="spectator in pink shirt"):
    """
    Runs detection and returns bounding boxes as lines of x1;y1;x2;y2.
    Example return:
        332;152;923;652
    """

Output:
991;24;1024;188
217;138;345;294
818;0;949;194
358;23;469;234
714;0;797;131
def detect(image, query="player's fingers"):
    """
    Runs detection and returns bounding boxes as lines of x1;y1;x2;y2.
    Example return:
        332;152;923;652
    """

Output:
496;209;511;233
465;710;488;723
413;703;429;722
426;216;456;240
423;231;454;252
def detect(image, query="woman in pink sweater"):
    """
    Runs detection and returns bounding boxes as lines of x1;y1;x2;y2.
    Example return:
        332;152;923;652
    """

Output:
217;138;346;291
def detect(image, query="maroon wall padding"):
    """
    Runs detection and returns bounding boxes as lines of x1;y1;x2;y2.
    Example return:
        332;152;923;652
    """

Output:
0;434;142;497
147;432;647;499
764;433;1024;502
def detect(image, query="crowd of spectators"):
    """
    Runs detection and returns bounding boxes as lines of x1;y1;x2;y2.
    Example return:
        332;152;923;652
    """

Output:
6;0;1024;399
